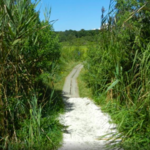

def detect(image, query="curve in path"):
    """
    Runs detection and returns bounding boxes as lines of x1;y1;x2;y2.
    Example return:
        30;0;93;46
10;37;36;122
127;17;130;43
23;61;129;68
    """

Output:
59;64;117;150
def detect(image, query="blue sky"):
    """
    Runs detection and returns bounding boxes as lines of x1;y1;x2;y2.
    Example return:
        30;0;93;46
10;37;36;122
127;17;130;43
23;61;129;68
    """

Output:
35;0;110;31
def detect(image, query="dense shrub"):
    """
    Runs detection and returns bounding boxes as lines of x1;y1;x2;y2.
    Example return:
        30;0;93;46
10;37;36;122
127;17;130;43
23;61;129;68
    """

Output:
0;0;62;149
85;0;150;149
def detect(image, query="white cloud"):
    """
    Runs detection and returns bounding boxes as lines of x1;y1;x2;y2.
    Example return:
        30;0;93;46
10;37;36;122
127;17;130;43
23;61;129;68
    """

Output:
92;28;101;30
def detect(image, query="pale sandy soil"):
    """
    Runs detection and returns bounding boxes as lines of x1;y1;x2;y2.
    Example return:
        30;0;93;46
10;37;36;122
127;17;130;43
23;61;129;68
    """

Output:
58;64;118;150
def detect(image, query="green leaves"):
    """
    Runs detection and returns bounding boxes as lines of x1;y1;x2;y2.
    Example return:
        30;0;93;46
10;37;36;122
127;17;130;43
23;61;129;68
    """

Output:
84;0;150;149
5;4;15;24
12;39;21;46
106;79;120;92
0;0;61;149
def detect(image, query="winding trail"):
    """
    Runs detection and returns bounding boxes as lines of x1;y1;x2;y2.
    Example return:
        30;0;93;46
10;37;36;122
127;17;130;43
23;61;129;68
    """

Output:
59;64;117;150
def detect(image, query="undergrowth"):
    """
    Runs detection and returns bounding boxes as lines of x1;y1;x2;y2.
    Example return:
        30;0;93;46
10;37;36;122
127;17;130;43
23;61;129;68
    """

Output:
84;1;150;149
0;0;63;149
94;94;150;150
77;67;92;98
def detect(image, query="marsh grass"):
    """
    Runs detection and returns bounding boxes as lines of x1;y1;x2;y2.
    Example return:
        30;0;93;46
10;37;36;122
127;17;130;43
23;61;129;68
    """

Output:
77;67;92;98
0;0;63;149
60;45;86;63
84;1;150;149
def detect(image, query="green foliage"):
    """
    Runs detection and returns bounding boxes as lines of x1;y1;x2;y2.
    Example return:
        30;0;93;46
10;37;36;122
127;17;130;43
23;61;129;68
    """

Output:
0;0;63;149
84;0;150;149
8;96;63;150
60;46;85;64
56;29;100;45
77;67;92;98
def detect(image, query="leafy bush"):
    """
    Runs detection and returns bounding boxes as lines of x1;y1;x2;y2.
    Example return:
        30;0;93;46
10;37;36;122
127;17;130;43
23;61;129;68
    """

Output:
0;0;62;149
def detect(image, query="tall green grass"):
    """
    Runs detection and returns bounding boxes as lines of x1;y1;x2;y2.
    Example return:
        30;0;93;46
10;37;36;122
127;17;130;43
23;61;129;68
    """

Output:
84;1;150;149
0;0;63;149
60;45;86;63
77;67;92;98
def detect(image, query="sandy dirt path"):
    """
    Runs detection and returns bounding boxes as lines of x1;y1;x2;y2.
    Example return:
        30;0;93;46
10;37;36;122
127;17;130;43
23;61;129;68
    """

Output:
58;64;117;150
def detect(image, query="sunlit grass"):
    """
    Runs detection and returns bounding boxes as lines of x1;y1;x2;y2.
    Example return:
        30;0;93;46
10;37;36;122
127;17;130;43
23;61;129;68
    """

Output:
77;67;92;98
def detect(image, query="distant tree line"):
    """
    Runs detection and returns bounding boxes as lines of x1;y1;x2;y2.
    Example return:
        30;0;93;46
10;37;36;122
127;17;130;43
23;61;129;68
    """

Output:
56;29;100;44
